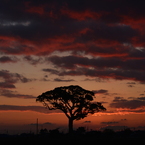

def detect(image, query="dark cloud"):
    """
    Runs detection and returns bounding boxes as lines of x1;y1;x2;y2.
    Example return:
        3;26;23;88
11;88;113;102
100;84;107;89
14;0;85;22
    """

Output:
101;121;119;125
83;78;104;82
127;82;136;84
53;78;75;82
42;65;145;83
0;56;18;63
137;97;145;100
42;68;59;75
0;82;15;89
0;89;36;99
23;55;43;65
100;101;108;104
92;89;108;94
76;24;137;44
47;55;145;71
139;94;144;96
14;73;35;83
0;104;61;114
0;0;145;84
0;70;35;89
0;70;32;83
110;97;145;109
0;0;143;56
44;55;145;83
128;85;134;88
83;121;91;124
121;119;127;121
40;74;50;81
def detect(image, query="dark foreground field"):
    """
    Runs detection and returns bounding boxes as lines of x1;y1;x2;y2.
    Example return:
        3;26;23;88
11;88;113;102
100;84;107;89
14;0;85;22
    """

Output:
1;138;144;145
1;129;145;145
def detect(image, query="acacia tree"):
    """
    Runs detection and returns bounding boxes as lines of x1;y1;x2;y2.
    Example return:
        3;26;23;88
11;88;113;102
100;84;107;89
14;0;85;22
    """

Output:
36;85;106;134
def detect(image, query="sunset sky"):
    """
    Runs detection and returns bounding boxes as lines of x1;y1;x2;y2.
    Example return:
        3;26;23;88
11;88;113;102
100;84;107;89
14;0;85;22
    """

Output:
1;0;145;134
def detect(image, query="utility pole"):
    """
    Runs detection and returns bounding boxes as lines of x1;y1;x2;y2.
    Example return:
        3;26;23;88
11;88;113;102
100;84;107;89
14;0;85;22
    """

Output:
36;118;39;134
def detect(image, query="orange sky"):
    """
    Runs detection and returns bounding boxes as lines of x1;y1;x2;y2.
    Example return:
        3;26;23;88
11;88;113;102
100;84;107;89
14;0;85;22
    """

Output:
0;0;145;134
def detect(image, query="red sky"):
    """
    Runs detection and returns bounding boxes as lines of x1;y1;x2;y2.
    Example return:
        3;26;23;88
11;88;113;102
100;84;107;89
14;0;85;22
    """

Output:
0;0;145;134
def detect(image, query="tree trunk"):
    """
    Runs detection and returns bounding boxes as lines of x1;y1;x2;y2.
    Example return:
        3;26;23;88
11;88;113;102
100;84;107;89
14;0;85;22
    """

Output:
68;118;73;134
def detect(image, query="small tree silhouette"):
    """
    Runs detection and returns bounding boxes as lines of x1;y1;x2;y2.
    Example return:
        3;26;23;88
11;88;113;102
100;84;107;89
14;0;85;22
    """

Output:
36;85;106;134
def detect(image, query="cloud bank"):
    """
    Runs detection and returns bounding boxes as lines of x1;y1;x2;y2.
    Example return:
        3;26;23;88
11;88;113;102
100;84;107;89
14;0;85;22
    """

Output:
0;0;145;84
0;105;61;114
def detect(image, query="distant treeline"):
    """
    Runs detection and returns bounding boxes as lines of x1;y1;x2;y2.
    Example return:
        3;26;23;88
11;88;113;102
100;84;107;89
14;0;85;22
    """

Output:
1;128;145;145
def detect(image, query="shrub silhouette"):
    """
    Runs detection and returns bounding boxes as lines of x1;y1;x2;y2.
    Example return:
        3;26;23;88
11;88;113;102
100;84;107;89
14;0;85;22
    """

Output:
39;128;48;135
76;127;86;134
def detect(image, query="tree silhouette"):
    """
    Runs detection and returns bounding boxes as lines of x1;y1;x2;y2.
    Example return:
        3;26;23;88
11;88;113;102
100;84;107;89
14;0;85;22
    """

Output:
36;85;106;134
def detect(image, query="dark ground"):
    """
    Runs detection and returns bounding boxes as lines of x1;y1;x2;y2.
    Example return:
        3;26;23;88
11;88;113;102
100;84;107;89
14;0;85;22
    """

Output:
1;129;145;145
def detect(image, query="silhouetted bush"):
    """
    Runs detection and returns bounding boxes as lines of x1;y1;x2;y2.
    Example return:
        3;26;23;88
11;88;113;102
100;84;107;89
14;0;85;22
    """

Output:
49;128;60;135
76;127;86;134
39;128;48;135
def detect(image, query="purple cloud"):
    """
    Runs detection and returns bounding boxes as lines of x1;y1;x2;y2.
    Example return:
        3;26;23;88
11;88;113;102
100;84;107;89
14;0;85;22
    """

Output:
0;70;35;89
0;105;61;114
110;97;145;109
0;89;36;99
0;56;18;63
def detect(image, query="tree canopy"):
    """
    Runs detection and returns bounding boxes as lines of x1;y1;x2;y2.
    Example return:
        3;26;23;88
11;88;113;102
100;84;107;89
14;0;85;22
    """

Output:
36;85;106;133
